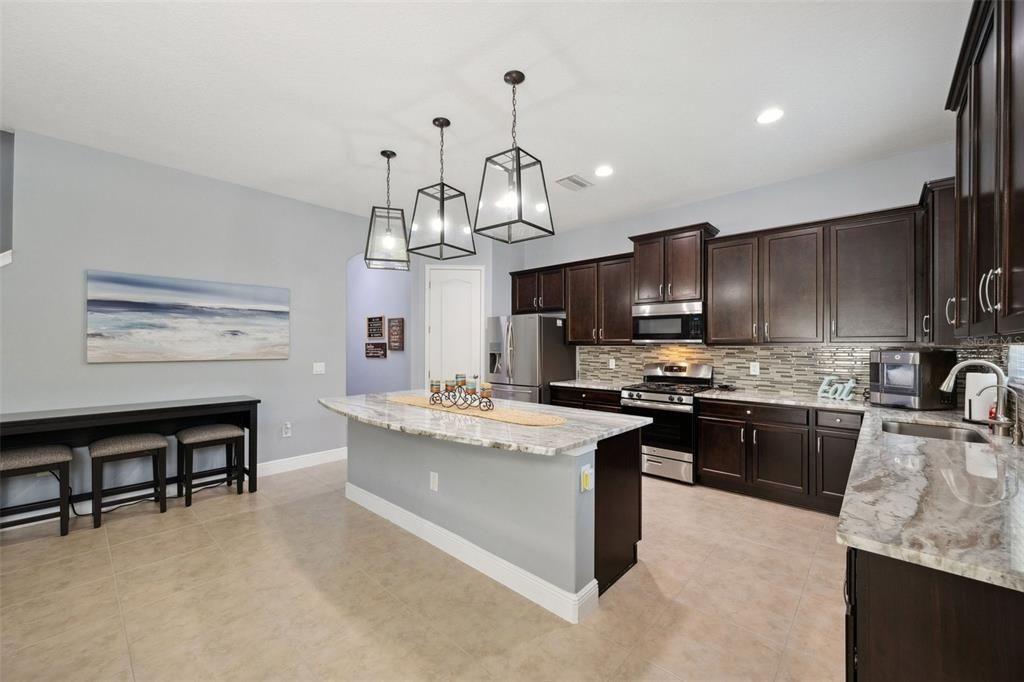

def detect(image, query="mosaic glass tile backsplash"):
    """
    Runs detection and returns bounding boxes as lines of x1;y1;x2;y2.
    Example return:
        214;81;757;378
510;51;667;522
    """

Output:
577;344;1008;402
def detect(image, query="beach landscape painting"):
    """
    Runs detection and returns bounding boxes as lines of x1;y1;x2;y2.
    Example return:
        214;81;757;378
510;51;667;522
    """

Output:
86;271;290;363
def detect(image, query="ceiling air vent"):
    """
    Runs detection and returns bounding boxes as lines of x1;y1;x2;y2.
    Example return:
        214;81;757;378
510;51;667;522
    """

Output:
555;174;594;191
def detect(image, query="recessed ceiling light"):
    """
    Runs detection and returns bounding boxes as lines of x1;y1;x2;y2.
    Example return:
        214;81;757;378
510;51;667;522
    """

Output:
595;165;614;177
756;107;785;125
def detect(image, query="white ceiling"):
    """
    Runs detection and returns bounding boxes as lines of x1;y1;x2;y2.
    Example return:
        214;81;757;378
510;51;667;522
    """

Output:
1;1;972;231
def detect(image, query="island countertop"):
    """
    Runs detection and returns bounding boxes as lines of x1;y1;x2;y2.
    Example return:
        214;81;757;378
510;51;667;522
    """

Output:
319;391;651;457
698;389;1024;592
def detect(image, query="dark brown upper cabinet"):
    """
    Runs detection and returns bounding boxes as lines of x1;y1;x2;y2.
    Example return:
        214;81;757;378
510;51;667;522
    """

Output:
761;225;825;343
706;236;760;344
565;255;633;345
629;223;719;305
947;0;1024;337
921;178;958;345
828;209;917;343
511;267;564;314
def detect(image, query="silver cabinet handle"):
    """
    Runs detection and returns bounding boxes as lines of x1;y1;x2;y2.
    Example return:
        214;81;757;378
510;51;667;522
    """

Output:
764;321;769;340
922;314;930;334
667;282;673;297
753;323;757;337
592;328;597;341
831;319;836;336
581;393;587;399
945;297;955;325
740;429;744;444
989;267;1002;311
533;296;537;308
753;429;757;445
645;458;664;466
979;270;989;313
599;328;604;340
746;409;752;415
659;283;664;298
818;436;822;454
539;296;543;308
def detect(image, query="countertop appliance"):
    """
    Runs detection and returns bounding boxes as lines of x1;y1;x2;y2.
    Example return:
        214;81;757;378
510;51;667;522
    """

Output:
620;362;714;484
486;314;575;404
869;349;958;410
631;301;704;344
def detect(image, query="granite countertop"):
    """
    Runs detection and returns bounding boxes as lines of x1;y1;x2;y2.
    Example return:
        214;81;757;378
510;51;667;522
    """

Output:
318;391;651;457
699;389;1024;593
549;379;629;392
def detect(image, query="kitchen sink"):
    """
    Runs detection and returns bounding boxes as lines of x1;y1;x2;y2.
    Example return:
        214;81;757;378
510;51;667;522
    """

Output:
881;421;987;443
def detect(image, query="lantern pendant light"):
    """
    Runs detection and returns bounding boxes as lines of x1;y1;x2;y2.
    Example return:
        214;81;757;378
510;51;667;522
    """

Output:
363;150;410;270
407;117;476;260
474;70;554;244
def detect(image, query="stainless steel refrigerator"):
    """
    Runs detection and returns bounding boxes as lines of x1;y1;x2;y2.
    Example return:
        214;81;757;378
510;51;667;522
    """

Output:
485;315;576;403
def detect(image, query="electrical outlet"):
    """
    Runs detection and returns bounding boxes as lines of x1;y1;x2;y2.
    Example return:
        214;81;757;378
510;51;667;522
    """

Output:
281;421;292;438
608;358;616;370
312;362;326;375
580;464;595;492
429;471;439;492
749;362;760;376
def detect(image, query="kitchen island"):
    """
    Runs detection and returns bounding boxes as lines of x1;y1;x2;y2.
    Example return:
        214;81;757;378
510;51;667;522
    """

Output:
319;391;651;623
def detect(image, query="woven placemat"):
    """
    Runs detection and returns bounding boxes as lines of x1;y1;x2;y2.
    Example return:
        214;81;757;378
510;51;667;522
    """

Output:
388;394;567;427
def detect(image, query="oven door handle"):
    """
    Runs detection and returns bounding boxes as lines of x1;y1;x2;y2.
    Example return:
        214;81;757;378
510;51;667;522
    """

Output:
620;399;693;413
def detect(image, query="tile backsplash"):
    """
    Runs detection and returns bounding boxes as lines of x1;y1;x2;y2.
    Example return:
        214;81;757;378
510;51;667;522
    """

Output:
577;343;1008;402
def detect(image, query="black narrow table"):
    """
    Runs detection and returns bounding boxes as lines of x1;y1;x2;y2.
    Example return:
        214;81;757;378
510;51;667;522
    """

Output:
1;396;260;522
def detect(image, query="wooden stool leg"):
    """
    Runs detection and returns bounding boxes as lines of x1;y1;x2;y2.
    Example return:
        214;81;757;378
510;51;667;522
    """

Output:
225;442;232;487
184;444;194;507
235;437;244;495
91;458;103;529
176;441;184;499
157;448;167;513
58;461;70;536
151;453;160;504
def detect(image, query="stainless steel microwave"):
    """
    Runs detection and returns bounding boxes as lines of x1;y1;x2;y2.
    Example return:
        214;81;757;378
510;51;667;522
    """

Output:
631;301;704;344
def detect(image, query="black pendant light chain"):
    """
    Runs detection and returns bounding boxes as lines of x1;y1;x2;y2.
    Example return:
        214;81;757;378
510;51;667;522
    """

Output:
439;124;445;184
385;154;392;210
511;81;518;150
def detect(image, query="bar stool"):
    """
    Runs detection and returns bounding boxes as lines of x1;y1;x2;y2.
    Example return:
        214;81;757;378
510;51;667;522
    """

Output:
175;424;245;506
88;434;167;528
0;445;73;535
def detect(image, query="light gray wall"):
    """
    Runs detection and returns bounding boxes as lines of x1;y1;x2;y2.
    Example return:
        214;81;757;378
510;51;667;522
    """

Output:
1;132;365;506
348;420;595;593
522;142;955;269
344;253;412;396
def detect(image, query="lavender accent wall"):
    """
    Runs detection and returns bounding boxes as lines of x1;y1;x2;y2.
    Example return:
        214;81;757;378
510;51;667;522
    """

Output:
345;253;412;395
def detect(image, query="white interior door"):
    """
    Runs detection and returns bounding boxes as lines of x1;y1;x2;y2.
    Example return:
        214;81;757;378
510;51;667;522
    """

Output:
426;266;484;383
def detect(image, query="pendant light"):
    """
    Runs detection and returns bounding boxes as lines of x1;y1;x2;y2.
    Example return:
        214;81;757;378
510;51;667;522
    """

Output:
364;150;410;270
473;70;554;244
407;117;476;260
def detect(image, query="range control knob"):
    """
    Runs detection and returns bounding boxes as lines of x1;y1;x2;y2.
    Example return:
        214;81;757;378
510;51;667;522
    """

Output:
668;395;678;403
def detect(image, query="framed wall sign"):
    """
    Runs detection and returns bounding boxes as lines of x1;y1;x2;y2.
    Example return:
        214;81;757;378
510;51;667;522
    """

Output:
365;342;387;359
388;317;405;351
366;315;384;338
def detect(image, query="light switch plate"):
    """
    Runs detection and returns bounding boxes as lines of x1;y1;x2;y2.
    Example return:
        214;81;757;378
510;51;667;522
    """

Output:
312;362;326;375
608;358;616;369
749;362;760;376
429;471;439;492
281;421;292;438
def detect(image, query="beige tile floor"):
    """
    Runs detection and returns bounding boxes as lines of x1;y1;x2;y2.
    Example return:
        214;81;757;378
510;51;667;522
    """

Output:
0;462;845;681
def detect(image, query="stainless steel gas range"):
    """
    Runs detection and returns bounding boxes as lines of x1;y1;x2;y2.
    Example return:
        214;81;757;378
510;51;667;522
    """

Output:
619;363;714;484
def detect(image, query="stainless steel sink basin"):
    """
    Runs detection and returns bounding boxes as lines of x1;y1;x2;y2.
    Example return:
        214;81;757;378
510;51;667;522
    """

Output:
881;421;987;443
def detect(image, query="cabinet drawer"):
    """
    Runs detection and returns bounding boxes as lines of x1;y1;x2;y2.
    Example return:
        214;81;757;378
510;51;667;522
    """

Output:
816;410;863;431
583;389;622;407
699;400;808;426
550;386;585;404
550;386;621;411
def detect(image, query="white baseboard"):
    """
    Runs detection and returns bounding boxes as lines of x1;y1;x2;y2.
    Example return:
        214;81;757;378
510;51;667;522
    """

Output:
1;446;348;530
345;481;599;624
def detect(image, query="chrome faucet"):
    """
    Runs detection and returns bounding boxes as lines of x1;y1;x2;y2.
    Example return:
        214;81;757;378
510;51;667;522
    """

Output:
975;384;1024;446
940;360;1009;435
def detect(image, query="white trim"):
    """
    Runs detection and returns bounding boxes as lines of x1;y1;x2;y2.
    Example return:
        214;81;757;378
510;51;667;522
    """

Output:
0;446;347;531
423;264;487;387
345;481;599;624
0;250;11;267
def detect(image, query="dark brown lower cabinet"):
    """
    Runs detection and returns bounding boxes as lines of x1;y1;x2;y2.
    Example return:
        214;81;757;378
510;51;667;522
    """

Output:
594;429;641;594
815;428;858;513
847;548;1024;681
750;422;808;495
696;417;746;482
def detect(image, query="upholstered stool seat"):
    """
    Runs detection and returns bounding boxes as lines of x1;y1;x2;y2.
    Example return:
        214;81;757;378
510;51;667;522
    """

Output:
1;445;73;535
88;433;167;528
177;424;244;445
175;424;245;506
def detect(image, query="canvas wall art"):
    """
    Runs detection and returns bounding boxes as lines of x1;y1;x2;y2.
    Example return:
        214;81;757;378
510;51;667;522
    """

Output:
86;270;290;363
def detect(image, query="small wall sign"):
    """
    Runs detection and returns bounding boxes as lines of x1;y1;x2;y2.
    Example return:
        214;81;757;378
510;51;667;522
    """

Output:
366;315;384;339
388;317;405;351
365;342;387;359
818;376;857;401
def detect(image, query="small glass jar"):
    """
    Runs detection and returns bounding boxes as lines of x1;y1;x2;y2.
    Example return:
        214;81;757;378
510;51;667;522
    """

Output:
465;379;477;395
455;373;466;386
480;383;492;399
429;379;441;394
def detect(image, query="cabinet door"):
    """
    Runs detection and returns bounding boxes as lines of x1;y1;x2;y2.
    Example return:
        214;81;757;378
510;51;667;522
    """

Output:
998;1;1024;333
633;237;665;304
971;11;999;337
829;212;916;342
666;231;701;301
955;91;974;338
598;258;633;344
929;181;958;345
707;237;759;344
761;226;824;343
566;264;598;344
750;423;808;494
815;428;857;503
512;273;538;314
697;417;746;481
538;268;565;311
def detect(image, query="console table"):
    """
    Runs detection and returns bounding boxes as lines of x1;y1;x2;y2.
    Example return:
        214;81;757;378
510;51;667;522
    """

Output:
1;396;260;526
